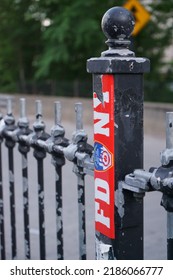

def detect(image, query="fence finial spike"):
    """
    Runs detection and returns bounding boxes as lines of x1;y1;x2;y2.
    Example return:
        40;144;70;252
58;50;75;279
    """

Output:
166;112;173;149
75;102;83;131
35;100;42;117
20;98;26;118
54;101;61;125
7;98;12;115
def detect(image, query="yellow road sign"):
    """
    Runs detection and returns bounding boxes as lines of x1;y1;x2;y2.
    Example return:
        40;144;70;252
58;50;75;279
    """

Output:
124;0;151;36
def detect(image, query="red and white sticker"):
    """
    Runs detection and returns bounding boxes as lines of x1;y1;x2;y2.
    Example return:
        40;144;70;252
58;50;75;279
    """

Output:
93;75;115;239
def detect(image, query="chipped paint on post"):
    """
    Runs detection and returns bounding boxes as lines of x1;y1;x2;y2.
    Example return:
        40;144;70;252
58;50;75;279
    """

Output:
115;182;125;218
0;142;5;259
8;147;17;259
32;101;50;260
77;173;86;260
87;6;150;259
36;159;46;260
55;165;64;260
21;153;30;259
2;100;17;259
49;102;67;260
96;237;115;260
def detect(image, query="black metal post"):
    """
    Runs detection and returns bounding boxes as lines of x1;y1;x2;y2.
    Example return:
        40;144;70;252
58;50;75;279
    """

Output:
3;99;17;259
32;100;50;260
18;99;32;259
0;113;5;259
87;7;150;259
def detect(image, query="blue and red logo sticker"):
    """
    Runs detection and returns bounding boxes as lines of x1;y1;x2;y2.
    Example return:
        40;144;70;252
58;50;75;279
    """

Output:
94;141;113;172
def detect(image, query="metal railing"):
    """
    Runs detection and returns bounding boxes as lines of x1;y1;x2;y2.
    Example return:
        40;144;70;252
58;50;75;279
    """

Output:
0;98;94;260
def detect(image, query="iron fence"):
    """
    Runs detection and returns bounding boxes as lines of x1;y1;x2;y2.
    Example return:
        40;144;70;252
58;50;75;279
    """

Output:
0;98;94;260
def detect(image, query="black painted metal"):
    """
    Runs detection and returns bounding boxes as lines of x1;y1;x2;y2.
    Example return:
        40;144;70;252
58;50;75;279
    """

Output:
55;165;63;259
3;105;17;259
8;146;16;259
32;102;50;260
113;74;144;259
0;141;5;260
87;6;150;259
167;237;173;260
33;137;50;260
21;152;30;259
101;7;134;40
51;146;66;260
72;103;88;260
77;172;86;260
36;157;45;259
49;102;68;259
17;99;32;259
49;132;67;260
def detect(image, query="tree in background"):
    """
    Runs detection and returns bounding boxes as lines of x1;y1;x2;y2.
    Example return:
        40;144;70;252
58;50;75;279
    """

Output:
0;0;42;93
133;0;173;101
0;0;172;101
35;0;116;80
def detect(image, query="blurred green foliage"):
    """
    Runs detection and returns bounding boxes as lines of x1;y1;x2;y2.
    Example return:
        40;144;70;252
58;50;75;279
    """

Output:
0;0;172;101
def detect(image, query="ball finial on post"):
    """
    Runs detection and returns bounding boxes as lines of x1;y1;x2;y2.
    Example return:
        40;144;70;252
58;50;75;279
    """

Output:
101;7;135;56
87;5;150;260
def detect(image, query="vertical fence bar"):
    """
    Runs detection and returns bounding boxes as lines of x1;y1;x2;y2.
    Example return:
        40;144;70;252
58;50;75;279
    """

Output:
75;103;86;260
21;152;30;259
55;164;63;259
8;146;16;259
53;102;64;259
3;99;17;259
18;98;31;259
165;112;173;259
37;157;45;259
77;172;86;260
0;114;5;259
87;7;150;259
35;101;45;260
33;100;50;260
0;142;5;260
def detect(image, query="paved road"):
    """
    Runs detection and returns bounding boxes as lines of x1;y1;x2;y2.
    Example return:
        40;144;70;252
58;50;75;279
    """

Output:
0;95;170;260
